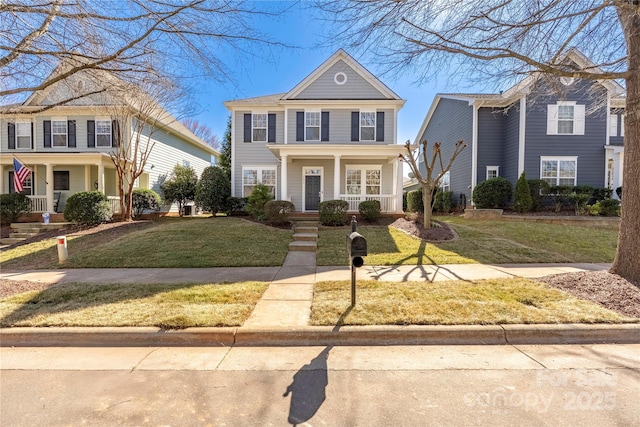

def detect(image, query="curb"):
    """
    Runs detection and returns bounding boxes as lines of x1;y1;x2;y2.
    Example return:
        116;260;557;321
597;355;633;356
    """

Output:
1;324;639;347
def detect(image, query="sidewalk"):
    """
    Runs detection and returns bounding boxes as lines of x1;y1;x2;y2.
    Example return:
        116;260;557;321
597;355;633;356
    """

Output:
2;259;638;347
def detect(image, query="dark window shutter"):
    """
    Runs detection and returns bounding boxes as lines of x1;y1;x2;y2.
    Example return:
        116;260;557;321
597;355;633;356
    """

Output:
351;112;359;141
43;120;51;148
296;112;304;141
376;112;384;141
243;114;251;142
112;120;120;147
87;120;95;148
8;122;15;149
321;112;330;141
268;113;276;143
30;122;34;149
68;120;76;147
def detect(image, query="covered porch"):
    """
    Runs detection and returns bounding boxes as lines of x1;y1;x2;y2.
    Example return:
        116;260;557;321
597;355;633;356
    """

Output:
1;153;124;213
267;144;407;213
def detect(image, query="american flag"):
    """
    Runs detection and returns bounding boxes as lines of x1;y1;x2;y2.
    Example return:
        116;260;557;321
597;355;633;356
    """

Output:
13;158;30;193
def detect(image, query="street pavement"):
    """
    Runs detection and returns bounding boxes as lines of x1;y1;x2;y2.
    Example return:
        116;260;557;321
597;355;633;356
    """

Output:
1;344;639;426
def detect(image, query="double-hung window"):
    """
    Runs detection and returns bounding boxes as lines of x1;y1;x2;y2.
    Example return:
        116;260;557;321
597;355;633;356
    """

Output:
541;157;577;187
305;111;320;141
439;171;451;192
547;101;585;135
360;112;375;141
242;167;277;197
252;113;267;142
15;122;31;149
52;120;68;147
96;120;112;147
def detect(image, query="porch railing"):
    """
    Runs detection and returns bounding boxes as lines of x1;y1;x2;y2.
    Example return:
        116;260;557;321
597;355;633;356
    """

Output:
107;196;122;214
339;194;397;212
27;196;47;213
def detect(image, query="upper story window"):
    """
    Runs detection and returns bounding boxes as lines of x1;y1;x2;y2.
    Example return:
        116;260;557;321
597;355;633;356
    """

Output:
609;114;618;137
15;121;32;149
621;114;625;137
547;101;585;135
52;120;68;147
305;111;320;141
360;112;376;141
439;171;451;192
486;166;499;180
96;120;112;147
252;113;267;142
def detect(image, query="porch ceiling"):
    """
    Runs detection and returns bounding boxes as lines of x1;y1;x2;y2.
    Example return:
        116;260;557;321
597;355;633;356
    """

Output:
267;143;408;161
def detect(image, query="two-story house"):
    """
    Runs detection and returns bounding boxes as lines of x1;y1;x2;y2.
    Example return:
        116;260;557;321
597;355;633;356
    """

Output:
413;48;626;205
224;49;406;213
1;67;219;215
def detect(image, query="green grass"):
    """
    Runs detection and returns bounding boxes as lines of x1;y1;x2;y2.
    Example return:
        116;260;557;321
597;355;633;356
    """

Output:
0;281;269;327
310;279;635;326
316;217;618;266
0;217;292;269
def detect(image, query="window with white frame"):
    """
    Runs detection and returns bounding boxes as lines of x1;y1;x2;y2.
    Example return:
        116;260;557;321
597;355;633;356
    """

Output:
15;121;31;149
305;111;320;141
96;120;112;147
610;114;618;137
621;114;625;137
346;165;381;195
10;171;33;195
547;101;585;135
52;120;68;147
243;167;276;197
540;157;577;187
439;171;450;192
486;166;499;180
360;112;375;141
252;113;267;142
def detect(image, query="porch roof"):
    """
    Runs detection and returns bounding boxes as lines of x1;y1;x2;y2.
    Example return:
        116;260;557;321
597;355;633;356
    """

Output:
266;143;409;161
0;152;113;167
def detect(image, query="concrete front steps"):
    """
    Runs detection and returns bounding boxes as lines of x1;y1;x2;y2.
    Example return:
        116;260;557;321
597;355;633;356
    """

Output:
289;220;318;252
1;222;68;245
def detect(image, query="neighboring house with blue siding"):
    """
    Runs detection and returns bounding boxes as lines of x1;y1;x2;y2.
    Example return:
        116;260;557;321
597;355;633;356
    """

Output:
413;49;625;206
224;49;406;213
0;67;219;215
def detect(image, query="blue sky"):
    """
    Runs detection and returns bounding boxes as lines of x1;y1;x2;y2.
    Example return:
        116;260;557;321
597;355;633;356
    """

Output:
188;4;452;150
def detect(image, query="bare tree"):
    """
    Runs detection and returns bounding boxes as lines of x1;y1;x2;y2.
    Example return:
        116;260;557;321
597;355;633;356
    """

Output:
400;140;466;227
1;0;285;107
182;118;221;150
318;0;640;282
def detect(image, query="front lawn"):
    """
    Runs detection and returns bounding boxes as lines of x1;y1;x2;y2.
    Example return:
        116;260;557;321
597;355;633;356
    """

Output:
0;217;292;269
316;217;618;266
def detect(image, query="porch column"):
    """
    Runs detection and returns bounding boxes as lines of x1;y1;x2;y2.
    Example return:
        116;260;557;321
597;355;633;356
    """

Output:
394;158;403;213
46;164;54;213
84;165;91;191
0;165;4;193
333;155;341;200
281;155;288;201
97;164;105;192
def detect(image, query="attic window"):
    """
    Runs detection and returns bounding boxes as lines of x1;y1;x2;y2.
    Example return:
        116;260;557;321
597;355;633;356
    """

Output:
560;76;575;86
334;72;347;85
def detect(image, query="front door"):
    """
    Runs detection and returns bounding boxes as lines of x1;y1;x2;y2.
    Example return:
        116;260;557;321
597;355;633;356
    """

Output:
305;175;321;210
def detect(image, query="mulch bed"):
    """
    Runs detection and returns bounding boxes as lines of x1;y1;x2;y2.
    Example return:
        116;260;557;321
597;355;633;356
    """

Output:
390;216;458;241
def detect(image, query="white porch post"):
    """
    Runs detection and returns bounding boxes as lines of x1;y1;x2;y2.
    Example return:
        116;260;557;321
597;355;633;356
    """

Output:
281;155;288;201
97;164;105;192
0;165;4;193
84;165;91;191
333;155;341;200
394;158;403;213
46;164;54;213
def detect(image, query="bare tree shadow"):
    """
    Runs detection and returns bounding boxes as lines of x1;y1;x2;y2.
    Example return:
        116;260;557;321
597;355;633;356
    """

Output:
282;308;352;426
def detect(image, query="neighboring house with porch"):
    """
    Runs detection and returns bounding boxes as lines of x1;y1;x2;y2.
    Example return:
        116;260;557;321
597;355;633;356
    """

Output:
413;48;625;206
224;49;406;213
0;68;219;216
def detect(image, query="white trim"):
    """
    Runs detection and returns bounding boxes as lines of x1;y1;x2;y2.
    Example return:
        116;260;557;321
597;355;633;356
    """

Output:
471;103;478;193
231;111;236;196
304;110;321;142
14;120;32;150
606;95;612;144
281;155;288;202
334;72;347;85
302;166;324;212
518;97;526;175
486;166;500;180
359;110;376;141
251;112;268;143
284;107;288;145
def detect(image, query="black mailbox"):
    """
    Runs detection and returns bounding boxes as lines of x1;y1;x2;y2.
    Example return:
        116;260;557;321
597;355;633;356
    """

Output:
347;232;367;268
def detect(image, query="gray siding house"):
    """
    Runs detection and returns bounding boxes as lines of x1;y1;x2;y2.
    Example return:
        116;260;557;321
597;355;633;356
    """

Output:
413;49;626;206
224;49;406;213
1;68;219;214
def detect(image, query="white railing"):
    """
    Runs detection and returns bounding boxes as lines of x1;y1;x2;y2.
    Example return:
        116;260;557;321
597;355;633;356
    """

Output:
27;196;47;213
339;194;397;212
107;196;122;214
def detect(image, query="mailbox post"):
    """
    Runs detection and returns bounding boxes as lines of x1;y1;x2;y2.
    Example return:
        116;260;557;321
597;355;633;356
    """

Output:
346;216;367;306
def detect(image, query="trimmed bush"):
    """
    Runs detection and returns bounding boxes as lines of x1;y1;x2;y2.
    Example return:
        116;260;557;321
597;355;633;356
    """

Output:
568;192;591;215
597;199;621;217
195;166;231;214
433;190;454;213
513;172;533;213
549;186;572;212
132;189;161;217
359;200;381;223
592;188;613;202
227;197;248;216
402;192;408;212
527;179;550;212
246;183;274;220
319;199;349;226
472;177;512;209
406;189;423;213
0;193;32;224
264;200;295;225
64;191;112;225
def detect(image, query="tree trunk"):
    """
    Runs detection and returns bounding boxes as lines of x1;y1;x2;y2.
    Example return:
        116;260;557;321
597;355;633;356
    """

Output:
611;8;640;281
422;184;433;227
